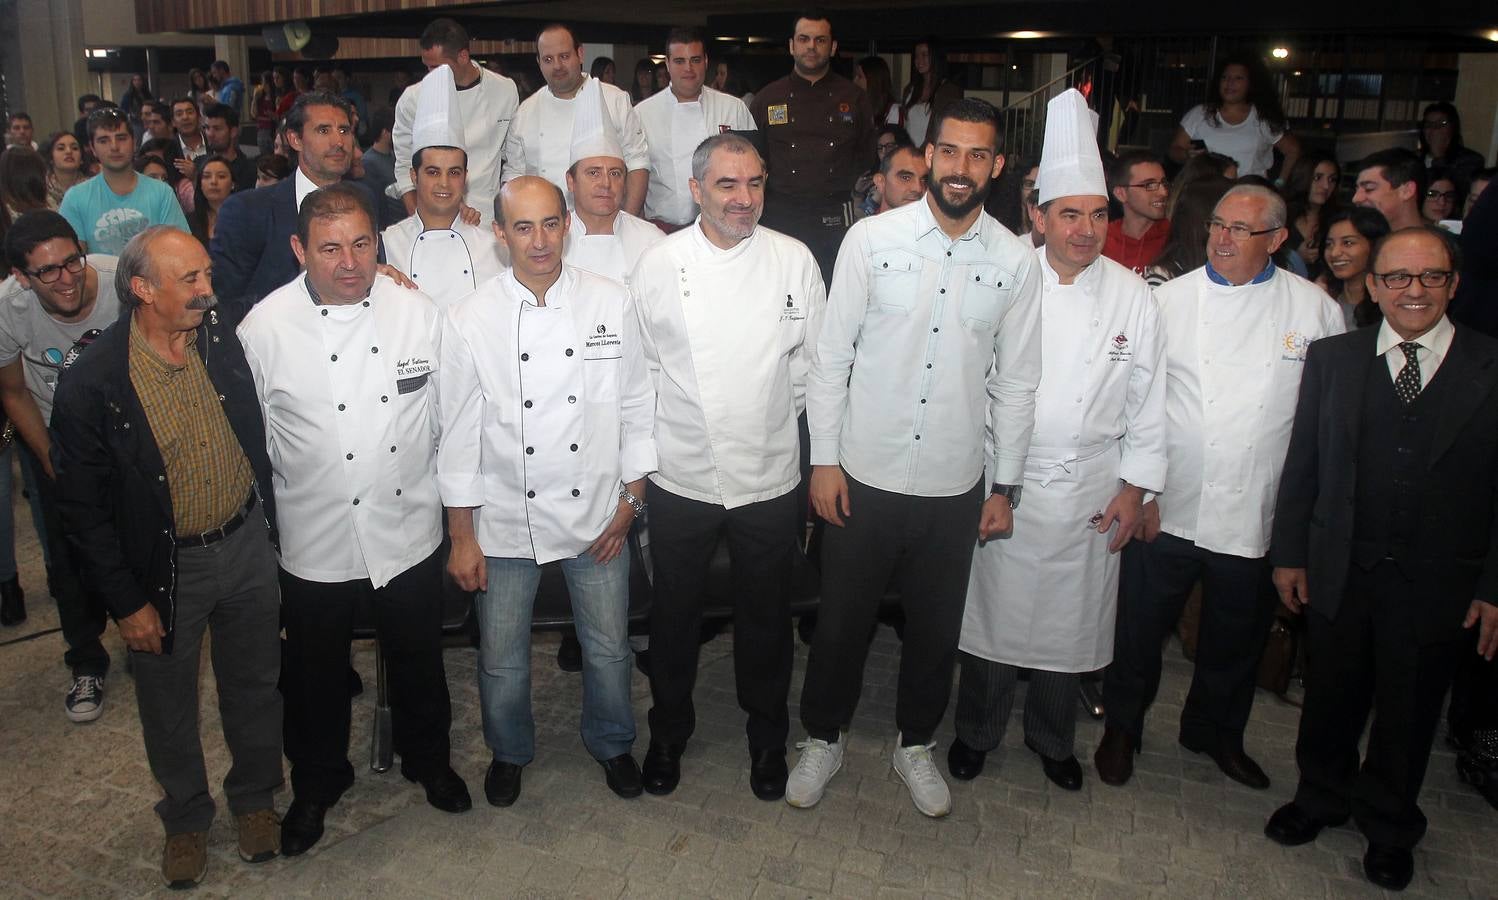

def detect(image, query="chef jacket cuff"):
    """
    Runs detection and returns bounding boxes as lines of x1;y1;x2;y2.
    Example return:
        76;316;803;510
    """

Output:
809;438;839;468
1119;460;1166;497
619;441;658;486
438;474;485;509
991;454;1024;486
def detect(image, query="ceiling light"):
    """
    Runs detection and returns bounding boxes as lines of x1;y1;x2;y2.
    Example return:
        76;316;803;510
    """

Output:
1008;31;1045;39
1271;47;1290;59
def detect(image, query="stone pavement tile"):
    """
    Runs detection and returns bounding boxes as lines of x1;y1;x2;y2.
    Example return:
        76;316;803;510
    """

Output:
1014;838;1071;873
875;854;927;891
1068;845;1122;881
711;842;767;879
923;864;967;896
709;871;760;899
1116;856;1168;886
830;869;879;898
566;866;628;899
623;848;678;885
664;828;721;866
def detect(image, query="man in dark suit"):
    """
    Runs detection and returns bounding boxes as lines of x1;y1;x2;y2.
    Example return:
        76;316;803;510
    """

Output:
1266;226;1498;892
209;91;388;312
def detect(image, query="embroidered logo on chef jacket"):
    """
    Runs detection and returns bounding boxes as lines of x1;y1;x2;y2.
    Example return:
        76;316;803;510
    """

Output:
1280;331;1311;362
837;102;854;124
1107;332;1132;363
768;104;789;126
779;293;806;322
585;323;622;356
395;355;432;393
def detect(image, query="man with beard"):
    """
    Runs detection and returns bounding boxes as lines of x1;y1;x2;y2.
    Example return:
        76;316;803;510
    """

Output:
1104;149;1170;274
503;23;650;214
630;133;824;801
752;9;875;285
198;103;256;194
788;97;1042;818
872;141;927;214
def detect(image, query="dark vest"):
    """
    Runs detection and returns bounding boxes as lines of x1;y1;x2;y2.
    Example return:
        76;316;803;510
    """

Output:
1352;354;1451;569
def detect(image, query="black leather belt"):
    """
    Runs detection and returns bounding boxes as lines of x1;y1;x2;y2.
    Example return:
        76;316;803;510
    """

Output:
176;492;258;548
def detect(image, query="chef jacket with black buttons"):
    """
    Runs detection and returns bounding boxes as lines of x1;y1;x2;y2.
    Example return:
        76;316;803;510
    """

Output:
438;265;656;564
808;196;1043;496
381;213;509;308
237;273;443;589
751;70;875;210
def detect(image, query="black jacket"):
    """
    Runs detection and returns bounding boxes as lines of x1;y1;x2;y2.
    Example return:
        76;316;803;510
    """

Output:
1270;324;1498;642
49;306;276;654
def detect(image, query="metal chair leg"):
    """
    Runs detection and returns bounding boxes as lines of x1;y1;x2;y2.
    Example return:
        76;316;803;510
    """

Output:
369;640;393;773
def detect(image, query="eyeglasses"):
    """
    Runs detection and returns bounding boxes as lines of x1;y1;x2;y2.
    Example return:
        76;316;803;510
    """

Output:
1373;270;1453;289
1421;119;1451;129
1206;219;1279;240
23;252;87;284
1425;189;1458;202
1127;179;1168;192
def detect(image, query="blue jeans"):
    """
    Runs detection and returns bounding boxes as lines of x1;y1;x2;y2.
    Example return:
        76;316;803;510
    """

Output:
0;442;50;579
477;552;634;765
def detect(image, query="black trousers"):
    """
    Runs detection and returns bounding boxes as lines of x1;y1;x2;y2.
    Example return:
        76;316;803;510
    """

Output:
646;486;797;753
25;446;109;677
761;202;845;289
800;478;984;746
1104;531;1276;751
1293;562;1464;848
279;547;452;804
1448;634;1498;741
955;653;1080;760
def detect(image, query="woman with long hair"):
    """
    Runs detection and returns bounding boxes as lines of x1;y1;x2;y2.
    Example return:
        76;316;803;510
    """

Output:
253;70;279;156
1421;168;1460;225
0;148;51;244
901;37;962;147
1169;54;1300;179
275;67;307;120
631;58;656;104
1418;101;1486;187
590;56;616;86
1282;149;1341;276
256;153;292;188
1145;174;1234;287
187;156;234;244
119;73;153;127
136;155;173;185
1321;207;1390;329
855;57;900;128
1166;151;1237;218
40;131;86;208
188;68;213;109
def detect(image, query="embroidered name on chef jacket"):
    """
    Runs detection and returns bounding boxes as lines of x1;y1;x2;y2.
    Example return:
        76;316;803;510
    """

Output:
585;323;622;356
395;355;432;393
779;293;806;323
1107;332;1132;363
1280;331;1311;362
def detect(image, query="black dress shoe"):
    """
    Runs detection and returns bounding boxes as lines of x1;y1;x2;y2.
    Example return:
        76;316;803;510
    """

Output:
633;648;651;678
348;665;363;698
749;748;788;801
600;754;643;798
1363;842;1414;891
946;738;987;781
1037;752;1084;791
556;632;583;673
484;761;523;807
401;761;472;813
1093;726;1136;786
0;575;24;626
642;742;683;796
279;798;329;857
1180;737;1270;790
1264;802;1346;846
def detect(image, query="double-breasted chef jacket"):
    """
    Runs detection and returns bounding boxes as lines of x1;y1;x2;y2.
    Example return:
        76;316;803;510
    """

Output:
382;213;508;308
961;249;1168;672
438;265;656;563
237;273;444;589
562;210;664;288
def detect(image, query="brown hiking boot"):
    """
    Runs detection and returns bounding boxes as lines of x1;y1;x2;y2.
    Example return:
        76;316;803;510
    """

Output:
161;832;208;889
235;809;281;863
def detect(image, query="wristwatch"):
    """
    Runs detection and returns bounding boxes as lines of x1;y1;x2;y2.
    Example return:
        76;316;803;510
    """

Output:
991;483;1022;509
619;483;647;518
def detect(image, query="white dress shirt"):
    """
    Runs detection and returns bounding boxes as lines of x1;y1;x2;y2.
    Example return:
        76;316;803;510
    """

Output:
439;266;656;563
382;213;508;307
293;167;318;212
562;210;665;287
502;76;650;201
634;86;756;226
631;221;825;508
390;67;519;226
1376;314;1454;389
808;195;1043;495
1152;265;1345;558
238;274;444;588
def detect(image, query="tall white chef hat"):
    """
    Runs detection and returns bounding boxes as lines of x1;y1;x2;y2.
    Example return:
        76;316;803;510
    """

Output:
1035;88;1106;205
568;76;624;167
412;63;465;155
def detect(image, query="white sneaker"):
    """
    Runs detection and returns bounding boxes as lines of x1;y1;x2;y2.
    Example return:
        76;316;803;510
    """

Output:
785;734;844;808
893;735;951;817
65;674;105;723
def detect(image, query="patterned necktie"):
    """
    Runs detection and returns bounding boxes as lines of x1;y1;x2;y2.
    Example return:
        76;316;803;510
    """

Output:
1393;341;1422;404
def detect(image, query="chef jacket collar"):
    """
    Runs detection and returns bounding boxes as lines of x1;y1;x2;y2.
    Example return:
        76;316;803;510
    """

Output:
1036;242;1102;290
913;193;985;251
503;264;576;309
1205;257;1275;286
688;216;757;260
304;273;372;306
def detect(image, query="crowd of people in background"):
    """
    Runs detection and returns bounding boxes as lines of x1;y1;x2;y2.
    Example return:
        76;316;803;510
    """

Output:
0;8;1496;896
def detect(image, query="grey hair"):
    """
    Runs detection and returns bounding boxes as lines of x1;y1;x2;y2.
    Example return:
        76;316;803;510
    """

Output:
690;133;762;185
115;225;178;308
1217;183;1287;230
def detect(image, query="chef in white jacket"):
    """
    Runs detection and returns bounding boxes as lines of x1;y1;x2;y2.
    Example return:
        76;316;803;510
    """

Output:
630;132;824;802
561;77;664;286
949;90;1168;794
502;24;650;215
237;182;470;855
441;175;657;808
389;17;518;226
634;27;756;230
382;64;508;308
1096;182;1345;792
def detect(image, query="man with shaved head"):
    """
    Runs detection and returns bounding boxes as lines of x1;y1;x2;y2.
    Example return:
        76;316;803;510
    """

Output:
442;176;656;807
871;141;928;214
1267;226;1498;891
51;225;284;888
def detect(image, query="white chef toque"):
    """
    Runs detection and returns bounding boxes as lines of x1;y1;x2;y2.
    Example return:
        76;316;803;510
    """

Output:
567;76;624;167
1035;88;1107;204
412;64;465;155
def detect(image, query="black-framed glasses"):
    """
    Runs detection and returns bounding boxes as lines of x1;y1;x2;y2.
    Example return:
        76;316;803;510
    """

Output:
23;253;86;284
1206;219;1279;240
1373;270;1453;289
1425;188;1458;202
1127;179;1168;192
